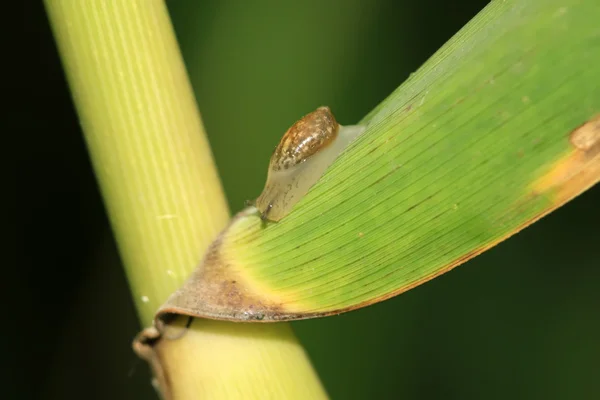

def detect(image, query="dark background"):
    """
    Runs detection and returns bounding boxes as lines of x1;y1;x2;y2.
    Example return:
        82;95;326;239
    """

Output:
10;1;599;399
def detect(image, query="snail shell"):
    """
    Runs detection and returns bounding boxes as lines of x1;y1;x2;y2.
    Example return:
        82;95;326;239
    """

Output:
254;106;365;221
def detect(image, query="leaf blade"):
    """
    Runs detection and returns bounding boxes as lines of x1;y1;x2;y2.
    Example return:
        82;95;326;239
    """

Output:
158;0;600;322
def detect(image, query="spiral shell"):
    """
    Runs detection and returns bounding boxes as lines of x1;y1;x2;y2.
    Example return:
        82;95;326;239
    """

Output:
271;106;339;170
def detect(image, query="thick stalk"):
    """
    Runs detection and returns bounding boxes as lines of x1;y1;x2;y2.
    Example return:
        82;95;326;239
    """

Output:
44;0;326;398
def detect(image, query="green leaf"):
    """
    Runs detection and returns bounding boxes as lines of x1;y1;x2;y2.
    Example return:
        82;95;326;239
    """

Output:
158;0;600;323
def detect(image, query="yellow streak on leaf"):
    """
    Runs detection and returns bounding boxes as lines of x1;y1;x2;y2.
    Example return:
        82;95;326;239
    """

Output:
533;115;600;205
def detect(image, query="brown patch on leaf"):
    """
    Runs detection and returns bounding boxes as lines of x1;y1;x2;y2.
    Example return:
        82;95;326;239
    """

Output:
154;211;288;325
570;115;600;151
533;115;600;205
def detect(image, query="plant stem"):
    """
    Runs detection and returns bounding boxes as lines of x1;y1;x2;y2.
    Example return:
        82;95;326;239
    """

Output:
44;0;326;398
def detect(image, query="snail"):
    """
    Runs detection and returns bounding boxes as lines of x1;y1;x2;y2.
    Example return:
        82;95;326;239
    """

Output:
252;106;366;221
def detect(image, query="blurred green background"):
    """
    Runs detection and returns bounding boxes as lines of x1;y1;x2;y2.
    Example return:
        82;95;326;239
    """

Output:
11;1;599;399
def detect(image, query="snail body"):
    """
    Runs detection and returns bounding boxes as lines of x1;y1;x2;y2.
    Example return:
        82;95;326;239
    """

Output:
254;106;365;221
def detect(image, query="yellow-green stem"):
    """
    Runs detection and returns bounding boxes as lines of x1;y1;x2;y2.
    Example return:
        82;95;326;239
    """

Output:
44;0;228;322
44;0;326;398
